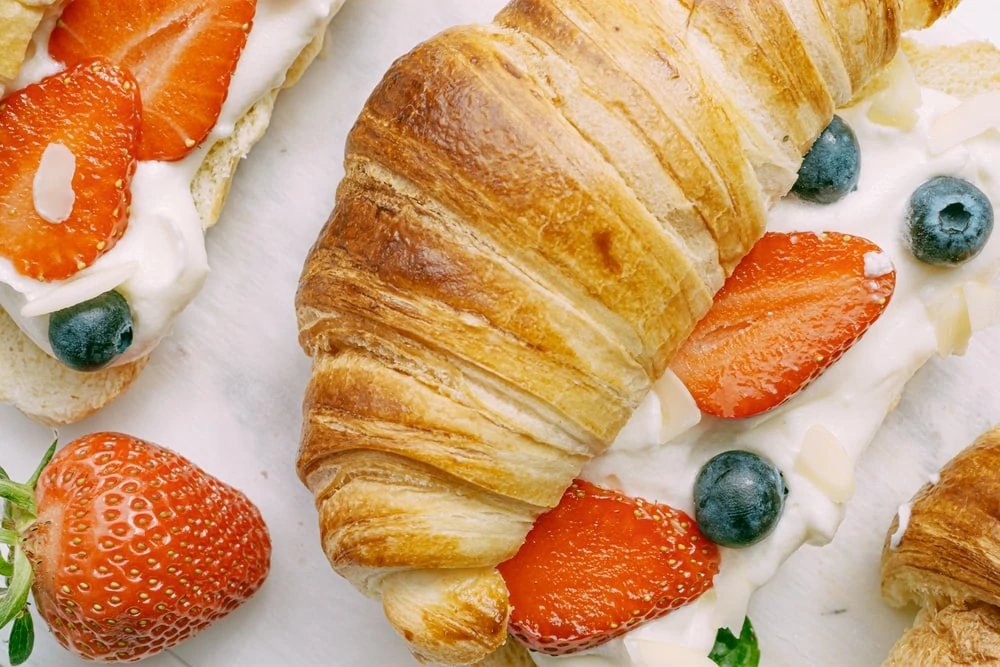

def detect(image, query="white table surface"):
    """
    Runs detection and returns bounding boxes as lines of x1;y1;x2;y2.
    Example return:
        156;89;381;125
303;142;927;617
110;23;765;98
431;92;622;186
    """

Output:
3;1;999;666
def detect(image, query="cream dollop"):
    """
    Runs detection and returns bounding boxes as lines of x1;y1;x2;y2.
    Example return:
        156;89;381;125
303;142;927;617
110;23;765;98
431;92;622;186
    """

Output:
628;640;718;667
864;251;894;278
614;370;702;452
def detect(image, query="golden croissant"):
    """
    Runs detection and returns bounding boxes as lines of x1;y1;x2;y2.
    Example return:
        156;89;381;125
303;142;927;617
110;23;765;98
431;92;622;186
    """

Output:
881;425;1000;666
295;0;961;663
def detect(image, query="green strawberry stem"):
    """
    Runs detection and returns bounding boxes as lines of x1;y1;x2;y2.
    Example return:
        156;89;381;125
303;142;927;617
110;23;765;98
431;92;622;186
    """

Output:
0;440;58;665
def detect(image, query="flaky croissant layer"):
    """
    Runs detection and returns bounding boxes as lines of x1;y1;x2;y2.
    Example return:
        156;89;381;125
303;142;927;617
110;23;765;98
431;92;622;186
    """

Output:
881;425;1000;666
296;0;960;664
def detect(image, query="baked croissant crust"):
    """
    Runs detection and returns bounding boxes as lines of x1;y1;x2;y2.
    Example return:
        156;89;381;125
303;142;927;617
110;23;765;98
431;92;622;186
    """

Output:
296;0;961;664
882;425;1000;666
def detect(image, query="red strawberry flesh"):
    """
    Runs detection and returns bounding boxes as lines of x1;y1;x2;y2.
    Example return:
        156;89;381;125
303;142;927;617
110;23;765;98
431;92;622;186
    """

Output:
0;60;140;281
49;0;257;161
497;480;720;655
23;432;271;663
671;231;897;419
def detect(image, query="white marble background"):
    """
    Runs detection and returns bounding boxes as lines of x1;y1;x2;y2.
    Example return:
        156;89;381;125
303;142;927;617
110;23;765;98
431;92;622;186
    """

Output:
2;1;999;665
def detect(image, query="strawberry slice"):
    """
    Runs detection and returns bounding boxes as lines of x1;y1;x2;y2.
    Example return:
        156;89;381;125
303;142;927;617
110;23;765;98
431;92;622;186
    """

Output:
497;480;720;655
0;60;141;281
671;231;897;419
49;0;257;161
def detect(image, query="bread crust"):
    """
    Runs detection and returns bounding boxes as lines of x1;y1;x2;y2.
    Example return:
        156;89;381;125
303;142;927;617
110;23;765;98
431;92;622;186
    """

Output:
295;1;930;664
0;9;342;425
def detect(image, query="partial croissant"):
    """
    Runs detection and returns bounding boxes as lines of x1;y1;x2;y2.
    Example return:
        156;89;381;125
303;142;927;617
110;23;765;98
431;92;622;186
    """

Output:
296;0;960;664
881;425;1000;666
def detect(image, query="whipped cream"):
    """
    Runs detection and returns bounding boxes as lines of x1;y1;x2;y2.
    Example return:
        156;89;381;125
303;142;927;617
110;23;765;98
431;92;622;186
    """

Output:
538;87;1000;666
0;0;345;367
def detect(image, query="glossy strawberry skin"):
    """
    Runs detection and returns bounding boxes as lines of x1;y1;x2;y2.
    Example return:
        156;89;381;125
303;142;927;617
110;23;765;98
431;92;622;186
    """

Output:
498;480;720;655
24;433;271;663
49;0;257;161
0;60;140;281
671;231;897;419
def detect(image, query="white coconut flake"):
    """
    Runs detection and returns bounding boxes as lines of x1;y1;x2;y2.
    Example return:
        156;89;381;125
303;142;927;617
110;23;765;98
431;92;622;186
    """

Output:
20;262;138;318
864;251;894;279
964;282;1000;332
795;425;856;503
929;91;1000;155
32;142;76;224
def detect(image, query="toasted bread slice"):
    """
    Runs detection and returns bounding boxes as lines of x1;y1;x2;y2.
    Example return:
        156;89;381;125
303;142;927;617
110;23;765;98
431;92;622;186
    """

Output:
0;4;345;425
902;37;1000;98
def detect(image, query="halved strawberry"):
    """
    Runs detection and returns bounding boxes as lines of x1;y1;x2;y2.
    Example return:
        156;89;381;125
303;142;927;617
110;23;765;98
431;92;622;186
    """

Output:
0;60;141;281
671;231;897;419
49;0;257;161
497;480;720;655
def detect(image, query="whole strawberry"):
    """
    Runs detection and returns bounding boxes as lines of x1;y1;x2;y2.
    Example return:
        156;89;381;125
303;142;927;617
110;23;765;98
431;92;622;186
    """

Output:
0;433;271;664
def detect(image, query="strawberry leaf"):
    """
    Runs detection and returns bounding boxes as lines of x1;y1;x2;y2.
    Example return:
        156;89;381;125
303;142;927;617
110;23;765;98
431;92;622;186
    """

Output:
8;608;33;666
26;440;57;491
0;481;34;516
0;545;31;630
709;617;760;667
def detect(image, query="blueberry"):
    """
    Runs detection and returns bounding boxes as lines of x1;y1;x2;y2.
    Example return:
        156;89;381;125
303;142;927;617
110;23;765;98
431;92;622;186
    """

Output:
792;115;861;204
904;176;994;266
693;451;786;548
48;290;133;372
